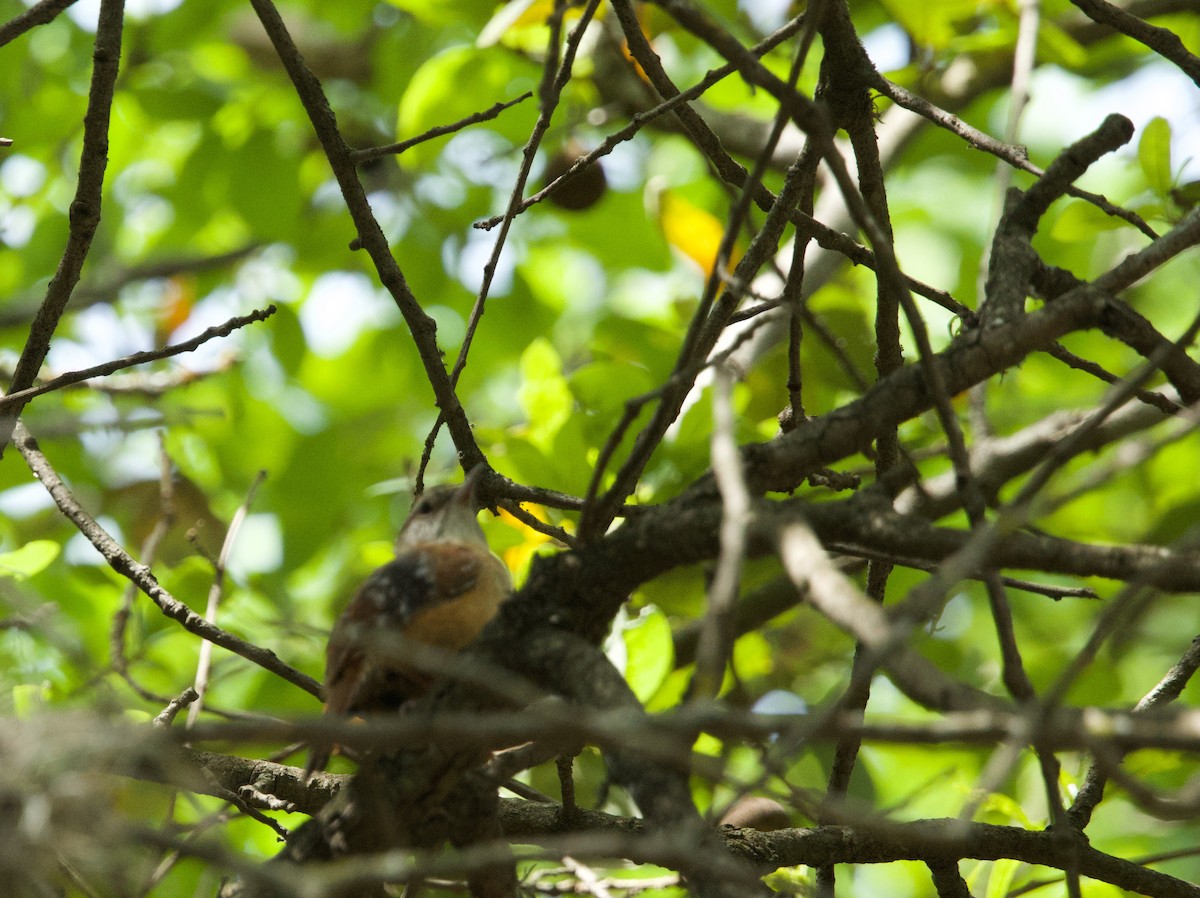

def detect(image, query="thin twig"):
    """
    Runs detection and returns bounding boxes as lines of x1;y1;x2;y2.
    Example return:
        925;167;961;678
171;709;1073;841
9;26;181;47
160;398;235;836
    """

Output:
418;0;602;490
581;0;826;540
110;434;176;705
154;688;199;728
247;0;482;470
1045;342;1183;414
689;365;749;701
1069;635;1200;827
0;0;79;48
350;92;533;163
873;76;1156;239
0;306;277;411
187;471;268;727
473;13;812;231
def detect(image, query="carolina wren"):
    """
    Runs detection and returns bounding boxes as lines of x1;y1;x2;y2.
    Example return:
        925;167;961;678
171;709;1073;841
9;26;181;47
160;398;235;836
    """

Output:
307;466;512;774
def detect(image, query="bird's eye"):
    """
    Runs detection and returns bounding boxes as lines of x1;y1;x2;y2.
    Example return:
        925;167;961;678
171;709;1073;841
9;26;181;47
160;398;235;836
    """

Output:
413;498;433;515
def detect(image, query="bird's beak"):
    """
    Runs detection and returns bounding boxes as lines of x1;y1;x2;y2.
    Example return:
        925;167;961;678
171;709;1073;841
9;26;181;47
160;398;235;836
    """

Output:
454;464;486;508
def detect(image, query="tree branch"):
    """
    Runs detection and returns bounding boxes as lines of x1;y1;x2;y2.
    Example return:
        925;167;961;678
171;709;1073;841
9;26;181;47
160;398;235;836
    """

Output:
0;305;277;411
246;0;483;469
13;423;322;699
0;0;125;455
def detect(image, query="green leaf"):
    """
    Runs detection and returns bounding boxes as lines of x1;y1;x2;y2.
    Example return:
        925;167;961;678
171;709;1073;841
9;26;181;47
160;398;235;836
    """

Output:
0;540;60;580
877;0;982;48
385;0;494;27
984;858;1021;898
645;665;690;713
1049;200;1129;242
518;338;573;448
227;130;303;238
1034;20;1087;70
568;361;653;415
621;605;674;703
479;0;548;47
397;45;539;164
268;302;307;377
12;682;50;717
1139;116;1173;197
732;631;774;681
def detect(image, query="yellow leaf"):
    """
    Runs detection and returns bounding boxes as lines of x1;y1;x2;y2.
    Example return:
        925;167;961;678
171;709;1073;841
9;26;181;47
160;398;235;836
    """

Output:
479;0;606;48
498;503;566;577
651;186;742;277
478;0;552;46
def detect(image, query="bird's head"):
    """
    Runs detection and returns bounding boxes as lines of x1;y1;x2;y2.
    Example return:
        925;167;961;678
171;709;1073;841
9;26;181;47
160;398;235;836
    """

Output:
396;465;489;550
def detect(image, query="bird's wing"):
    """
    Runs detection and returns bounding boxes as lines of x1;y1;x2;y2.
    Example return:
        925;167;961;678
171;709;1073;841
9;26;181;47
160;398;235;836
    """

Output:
408;541;484;606
322;546;485;712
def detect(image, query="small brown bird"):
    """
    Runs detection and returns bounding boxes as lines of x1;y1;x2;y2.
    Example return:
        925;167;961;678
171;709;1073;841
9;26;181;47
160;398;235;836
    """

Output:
307;466;512;774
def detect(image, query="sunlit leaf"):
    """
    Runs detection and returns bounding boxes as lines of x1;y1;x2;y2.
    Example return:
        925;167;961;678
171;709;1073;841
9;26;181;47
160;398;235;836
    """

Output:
0;541;60;580
649;184;743;278
478;0;554;47
984;858;1020;898
1049;199;1129;241
1139;116;1174;196
518;338;573;448
878;0;984;48
497;503;557;580
384;0;494;27
621;605;674;702
11;683;49;718
397;45;540;163
1035;20;1087;70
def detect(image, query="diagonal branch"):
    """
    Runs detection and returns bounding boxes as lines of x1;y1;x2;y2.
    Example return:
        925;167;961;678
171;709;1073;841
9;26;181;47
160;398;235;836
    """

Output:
246;0;482;469
13;422;322;699
350;92;533;164
1070;0;1200;87
0;305;277;411
0;0;79;48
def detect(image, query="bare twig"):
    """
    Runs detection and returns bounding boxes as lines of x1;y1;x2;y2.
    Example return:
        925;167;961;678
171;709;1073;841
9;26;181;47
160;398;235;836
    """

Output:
873;76;1157;239
187;471;268;727
350;92;534;164
580;0;827;540
0;305;277;411
0;244;261;329
154;688;199;728
473;14;812;231
247;0;482;470
0;0;79;48
1069;636;1200;827
418;0;602;492
110;434;175;704
689;365;750;701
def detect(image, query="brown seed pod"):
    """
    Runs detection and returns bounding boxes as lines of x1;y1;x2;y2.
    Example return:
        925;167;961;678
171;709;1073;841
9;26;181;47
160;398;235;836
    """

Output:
543;140;608;211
